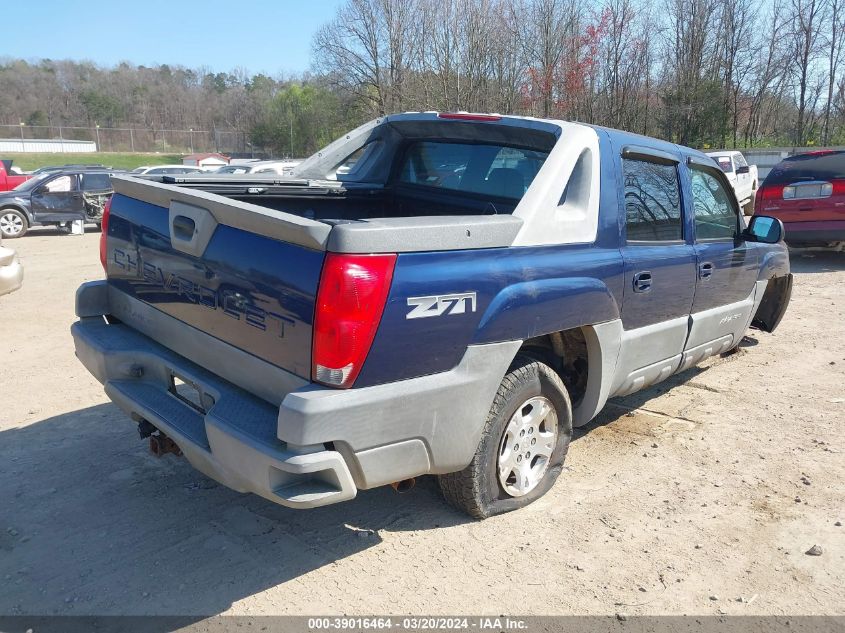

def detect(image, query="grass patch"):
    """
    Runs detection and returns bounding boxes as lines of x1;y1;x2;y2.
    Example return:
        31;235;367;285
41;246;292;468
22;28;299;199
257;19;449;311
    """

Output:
3;152;185;171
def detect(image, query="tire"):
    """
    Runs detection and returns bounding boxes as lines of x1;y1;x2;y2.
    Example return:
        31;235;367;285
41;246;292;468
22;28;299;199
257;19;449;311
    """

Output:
438;355;573;519
0;208;28;238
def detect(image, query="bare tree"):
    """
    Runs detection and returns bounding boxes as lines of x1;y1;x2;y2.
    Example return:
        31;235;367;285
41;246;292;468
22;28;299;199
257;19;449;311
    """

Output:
788;0;827;144
822;0;845;144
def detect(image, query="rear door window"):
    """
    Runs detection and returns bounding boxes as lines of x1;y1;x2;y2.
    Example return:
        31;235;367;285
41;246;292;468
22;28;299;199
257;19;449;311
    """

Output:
398;141;548;200
80;173;112;191
622;158;683;241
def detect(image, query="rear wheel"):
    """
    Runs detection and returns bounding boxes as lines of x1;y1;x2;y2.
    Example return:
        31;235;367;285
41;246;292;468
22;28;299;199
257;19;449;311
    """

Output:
0;209;28;238
438;356;572;519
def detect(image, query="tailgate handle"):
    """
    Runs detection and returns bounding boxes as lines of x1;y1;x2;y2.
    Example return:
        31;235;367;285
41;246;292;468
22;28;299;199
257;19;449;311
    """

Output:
172;215;196;241
168;201;218;257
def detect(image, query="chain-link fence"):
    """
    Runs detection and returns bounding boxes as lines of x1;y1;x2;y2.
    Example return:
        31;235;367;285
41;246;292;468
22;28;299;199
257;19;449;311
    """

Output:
0;124;250;154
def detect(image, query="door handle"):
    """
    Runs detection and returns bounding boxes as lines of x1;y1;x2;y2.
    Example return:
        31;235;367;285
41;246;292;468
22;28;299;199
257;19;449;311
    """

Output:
699;262;714;279
632;271;652;293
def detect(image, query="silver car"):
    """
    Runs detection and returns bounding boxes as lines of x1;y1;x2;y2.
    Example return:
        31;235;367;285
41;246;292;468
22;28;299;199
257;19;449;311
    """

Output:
0;233;23;296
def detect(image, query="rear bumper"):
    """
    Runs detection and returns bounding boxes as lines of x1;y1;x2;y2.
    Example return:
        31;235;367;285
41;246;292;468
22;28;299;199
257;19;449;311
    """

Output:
782;220;845;244
72;281;517;508
0;245;23;297
72;316;358;508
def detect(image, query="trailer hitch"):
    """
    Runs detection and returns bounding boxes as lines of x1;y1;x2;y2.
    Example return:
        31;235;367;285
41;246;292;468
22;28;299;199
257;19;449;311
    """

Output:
149;432;183;457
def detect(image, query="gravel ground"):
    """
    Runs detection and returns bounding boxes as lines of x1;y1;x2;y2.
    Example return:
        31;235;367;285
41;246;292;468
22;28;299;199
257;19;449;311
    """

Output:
0;229;843;616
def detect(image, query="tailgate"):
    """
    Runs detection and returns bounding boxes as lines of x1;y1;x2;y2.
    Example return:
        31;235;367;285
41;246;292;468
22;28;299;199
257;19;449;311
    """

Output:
104;176;331;380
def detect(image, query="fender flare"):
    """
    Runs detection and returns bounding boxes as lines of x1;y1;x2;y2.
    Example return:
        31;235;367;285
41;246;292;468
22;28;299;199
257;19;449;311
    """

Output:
472;277;623;428
573;320;623;427
473;277;621;344
757;245;790;281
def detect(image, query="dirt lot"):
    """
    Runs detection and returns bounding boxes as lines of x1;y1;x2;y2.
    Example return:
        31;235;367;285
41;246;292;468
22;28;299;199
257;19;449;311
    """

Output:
0;229;843;617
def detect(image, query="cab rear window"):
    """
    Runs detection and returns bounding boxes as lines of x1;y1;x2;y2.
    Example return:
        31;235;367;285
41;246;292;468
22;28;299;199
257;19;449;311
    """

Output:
398;141;548;200
764;151;845;185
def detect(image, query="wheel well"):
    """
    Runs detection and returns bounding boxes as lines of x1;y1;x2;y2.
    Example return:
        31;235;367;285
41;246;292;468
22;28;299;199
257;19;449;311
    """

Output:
520;328;589;407
0;206;30;225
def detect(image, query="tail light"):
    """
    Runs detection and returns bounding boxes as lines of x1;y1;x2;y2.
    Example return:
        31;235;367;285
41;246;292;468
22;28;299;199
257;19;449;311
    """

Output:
99;195;112;272
312;253;396;388
756;184;784;211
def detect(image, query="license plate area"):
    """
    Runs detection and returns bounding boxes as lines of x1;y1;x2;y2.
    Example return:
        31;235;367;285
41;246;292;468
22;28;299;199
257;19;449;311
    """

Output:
168;372;213;414
794;184;825;199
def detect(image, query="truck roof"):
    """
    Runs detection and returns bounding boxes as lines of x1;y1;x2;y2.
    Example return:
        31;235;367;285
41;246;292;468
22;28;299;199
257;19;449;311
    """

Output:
293;111;715;182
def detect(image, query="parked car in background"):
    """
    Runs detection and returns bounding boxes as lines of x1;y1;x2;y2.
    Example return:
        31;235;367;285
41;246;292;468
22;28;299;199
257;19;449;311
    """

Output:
755;149;845;246
129;165;203;176
0;160;32;192
73;112;792;518
706;150;758;213
214;160;301;176
30;164;108;175
0;169;118;238
0;232;23;296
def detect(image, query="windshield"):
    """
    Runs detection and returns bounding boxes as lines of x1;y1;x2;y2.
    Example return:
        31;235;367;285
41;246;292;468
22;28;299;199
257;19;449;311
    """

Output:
765;151;845;185
12;172;51;192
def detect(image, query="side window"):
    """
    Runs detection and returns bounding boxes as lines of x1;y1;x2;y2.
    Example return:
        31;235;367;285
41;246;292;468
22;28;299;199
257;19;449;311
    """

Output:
690;166;739;240
44;175;76;193
80;173;112;191
734;154;748;169
622;158;683;241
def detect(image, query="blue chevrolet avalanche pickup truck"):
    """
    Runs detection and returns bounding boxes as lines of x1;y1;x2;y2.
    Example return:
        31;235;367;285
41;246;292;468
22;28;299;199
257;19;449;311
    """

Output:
71;113;792;518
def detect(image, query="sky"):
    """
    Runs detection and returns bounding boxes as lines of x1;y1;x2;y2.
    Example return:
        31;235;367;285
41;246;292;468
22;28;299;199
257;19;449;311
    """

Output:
0;0;345;76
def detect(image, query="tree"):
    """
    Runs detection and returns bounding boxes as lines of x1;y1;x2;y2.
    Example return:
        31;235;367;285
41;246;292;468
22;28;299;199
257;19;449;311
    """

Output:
788;0;827;144
250;83;352;157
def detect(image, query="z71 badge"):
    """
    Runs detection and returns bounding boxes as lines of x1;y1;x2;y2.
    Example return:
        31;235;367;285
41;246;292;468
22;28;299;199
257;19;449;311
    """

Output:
406;292;477;319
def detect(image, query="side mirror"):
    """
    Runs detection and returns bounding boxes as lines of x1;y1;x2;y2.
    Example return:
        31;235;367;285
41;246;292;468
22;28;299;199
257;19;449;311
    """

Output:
743;215;784;244
736;165;750;175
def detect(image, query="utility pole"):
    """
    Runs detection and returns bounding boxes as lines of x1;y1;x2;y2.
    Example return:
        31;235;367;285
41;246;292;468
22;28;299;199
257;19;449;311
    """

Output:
95;124;101;151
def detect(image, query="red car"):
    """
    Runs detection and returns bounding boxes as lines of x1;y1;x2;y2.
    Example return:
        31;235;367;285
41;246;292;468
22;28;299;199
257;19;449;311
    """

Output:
0;160;32;192
755;150;845;245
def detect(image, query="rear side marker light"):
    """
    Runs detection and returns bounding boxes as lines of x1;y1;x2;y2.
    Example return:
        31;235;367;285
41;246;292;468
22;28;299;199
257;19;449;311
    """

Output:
312;253;396;388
